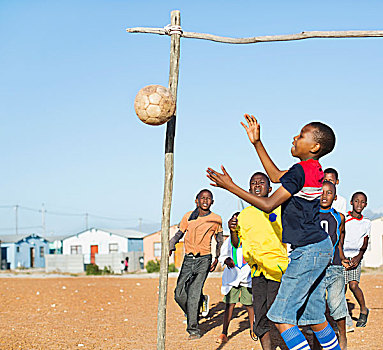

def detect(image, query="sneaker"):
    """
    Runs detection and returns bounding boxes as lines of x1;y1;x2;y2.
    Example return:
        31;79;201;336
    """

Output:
188;333;201;341
216;334;228;344
201;295;210;317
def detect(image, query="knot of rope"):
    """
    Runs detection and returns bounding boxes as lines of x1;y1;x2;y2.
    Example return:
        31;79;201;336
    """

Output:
164;24;183;36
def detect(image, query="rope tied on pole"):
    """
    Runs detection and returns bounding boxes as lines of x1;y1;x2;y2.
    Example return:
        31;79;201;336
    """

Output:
164;24;183;36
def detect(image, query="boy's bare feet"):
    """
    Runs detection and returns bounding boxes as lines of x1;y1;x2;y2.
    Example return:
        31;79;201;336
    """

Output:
216;334;228;344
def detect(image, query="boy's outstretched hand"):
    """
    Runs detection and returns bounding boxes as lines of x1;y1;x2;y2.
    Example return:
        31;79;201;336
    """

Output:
207;166;234;190
241;114;260;145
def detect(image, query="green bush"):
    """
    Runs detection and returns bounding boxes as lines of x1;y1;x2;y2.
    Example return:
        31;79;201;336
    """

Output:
146;260;179;273
102;265;114;275
86;264;101;275
146;259;160;273
86;264;114;275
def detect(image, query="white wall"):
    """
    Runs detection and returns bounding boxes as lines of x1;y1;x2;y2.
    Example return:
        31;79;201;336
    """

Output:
364;217;383;268
45;254;84;273
63;229;128;264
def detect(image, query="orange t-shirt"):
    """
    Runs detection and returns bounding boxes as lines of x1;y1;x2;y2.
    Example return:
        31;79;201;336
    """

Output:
179;211;223;256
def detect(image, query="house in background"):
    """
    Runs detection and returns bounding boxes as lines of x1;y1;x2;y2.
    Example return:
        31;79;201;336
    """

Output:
46;235;71;254
364;216;383;268
143;225;179;267
62;227;146;265
0;234;50;269
143;225;230;269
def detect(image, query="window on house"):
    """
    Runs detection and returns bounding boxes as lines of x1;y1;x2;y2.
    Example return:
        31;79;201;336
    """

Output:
70;245;82;255
40;246;44;258
16;247;20;253
109;243;118;253
154;242;161;257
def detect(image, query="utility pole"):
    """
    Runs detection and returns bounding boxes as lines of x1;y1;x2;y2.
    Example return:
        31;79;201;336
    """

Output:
41;203;46;235
138;217;143;232
14;205;19;235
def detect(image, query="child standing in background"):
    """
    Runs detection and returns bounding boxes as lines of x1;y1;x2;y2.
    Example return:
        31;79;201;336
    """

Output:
216;212;254;344
344;191;371;328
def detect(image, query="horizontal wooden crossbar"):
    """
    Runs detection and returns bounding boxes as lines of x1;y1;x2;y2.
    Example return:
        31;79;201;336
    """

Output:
126;27;383;44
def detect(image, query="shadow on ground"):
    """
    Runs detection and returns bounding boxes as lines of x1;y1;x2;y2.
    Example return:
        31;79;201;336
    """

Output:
199;301;289;350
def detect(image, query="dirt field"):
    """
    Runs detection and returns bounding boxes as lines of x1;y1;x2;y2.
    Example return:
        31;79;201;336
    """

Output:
0;273;382;349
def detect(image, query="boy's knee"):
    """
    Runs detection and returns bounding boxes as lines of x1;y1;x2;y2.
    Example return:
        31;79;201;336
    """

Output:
349;281;359;291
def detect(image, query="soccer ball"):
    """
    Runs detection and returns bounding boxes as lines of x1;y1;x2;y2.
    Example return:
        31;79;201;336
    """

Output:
134;85;176;126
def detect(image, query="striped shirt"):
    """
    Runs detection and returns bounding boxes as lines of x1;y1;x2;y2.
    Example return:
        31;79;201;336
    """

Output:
280;159;328;246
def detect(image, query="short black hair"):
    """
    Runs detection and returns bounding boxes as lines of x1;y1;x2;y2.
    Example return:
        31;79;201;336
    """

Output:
307;122;336;157
249;172;270;187
351;191;367;202
324;167;339;180
196;189;213;200
322;180;336;195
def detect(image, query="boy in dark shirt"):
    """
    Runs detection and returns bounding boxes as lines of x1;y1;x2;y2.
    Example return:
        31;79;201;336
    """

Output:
207;114;340;350
313;180;349;349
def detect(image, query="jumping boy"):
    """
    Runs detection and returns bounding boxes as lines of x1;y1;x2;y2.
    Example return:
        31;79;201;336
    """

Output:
207;114;341;350
324;168;347;215
216;212;254;344
169;189;223;340
312;180;349;350
229;172;288;350
343;191;371;328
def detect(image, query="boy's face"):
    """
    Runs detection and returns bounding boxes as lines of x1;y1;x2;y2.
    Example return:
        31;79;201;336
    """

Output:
320;182;336;209
351;194;367;214
323;173;339;186
291;125;321;160
249;174;271;197
195;191;213;211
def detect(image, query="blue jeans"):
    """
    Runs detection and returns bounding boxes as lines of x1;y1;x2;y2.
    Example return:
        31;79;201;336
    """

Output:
267;237;332;325
174;254;212;335
325;265;348;321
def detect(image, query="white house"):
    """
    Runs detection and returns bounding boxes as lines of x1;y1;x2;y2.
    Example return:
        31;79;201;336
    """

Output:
364;216;383;268
62;228;147;265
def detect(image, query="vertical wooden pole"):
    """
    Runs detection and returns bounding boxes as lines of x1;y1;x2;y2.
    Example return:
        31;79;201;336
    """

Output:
157;10;181;350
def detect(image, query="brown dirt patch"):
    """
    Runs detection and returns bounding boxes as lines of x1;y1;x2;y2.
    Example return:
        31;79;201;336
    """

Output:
0;274;382;349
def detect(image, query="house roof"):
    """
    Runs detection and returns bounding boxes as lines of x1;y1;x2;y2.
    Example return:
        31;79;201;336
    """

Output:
44;234;73;242
62;227;148;241
143;224;179;238
0;233;48;244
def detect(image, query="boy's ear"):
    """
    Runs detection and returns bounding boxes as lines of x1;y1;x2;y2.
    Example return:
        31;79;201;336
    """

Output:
334;194;338;201
311;143;321;154
195;198;199;206
268;186;272;193
336;179;340;185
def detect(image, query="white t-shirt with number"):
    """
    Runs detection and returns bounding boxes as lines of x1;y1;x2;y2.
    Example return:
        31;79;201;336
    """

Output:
343;213;371;258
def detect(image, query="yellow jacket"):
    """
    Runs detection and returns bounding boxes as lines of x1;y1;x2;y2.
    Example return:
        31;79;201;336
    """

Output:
237;206;288;282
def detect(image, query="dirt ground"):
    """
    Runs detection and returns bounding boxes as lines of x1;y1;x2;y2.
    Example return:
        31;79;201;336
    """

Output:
0;272;382;350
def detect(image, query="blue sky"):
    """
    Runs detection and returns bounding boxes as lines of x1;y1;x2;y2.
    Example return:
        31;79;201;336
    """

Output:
0;1;382;235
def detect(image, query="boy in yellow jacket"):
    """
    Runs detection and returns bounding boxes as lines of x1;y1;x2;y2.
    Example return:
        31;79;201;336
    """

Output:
230;172;288;350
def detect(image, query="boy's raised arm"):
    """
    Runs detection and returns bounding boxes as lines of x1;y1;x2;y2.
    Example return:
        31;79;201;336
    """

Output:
207;166;291;213
241;114;287;183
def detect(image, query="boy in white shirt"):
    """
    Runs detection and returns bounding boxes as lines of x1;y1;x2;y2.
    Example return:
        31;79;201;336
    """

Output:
324;168;347;215
344;191;371;328
216;212;254;344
